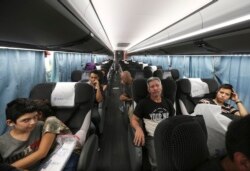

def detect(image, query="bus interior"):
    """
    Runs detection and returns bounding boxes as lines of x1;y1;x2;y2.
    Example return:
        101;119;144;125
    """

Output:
0;0;250;171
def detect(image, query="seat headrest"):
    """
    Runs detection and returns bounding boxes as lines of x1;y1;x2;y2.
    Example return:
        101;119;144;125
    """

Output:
170;69;180;80
71;70;82;82
202;78;219;93
96;65;101;70
74;83;95;104
161;77;177;104
178;78;218;97
51;82;76;107
30;83;55;100
30;82;94;107
162;70;172;79
153;70;163;79
154;115;209;171
143;68;153;79
132;79;148;103
142;63;148;68
151;66;157;73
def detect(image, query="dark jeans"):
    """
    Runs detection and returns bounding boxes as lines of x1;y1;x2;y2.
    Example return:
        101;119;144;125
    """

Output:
145;136;158;171
63;152;80;171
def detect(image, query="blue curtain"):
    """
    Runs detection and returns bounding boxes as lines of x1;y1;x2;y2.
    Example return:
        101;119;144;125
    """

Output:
171;56;190;78
94;54;110;63
51;52;110;82
215;56;250;109
51;52;92;82
0;48;45;134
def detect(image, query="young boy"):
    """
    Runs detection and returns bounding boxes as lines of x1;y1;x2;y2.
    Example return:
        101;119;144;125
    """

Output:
0;98;90;170
0;98;46;170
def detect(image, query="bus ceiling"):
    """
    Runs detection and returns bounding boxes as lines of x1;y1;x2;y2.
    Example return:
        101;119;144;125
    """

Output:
0;0;249;55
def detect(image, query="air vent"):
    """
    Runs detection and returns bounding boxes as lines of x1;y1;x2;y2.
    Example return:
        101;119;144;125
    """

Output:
117;43;130;47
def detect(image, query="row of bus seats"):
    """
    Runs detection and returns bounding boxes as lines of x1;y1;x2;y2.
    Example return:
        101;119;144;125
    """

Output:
71;60;114;135
29;82;98;171
25;60;114;170
71;60;114;82
120;62;222;171
119;60;179;80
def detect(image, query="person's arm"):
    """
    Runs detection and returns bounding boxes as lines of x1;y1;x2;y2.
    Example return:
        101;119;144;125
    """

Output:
130;114;145;146
94;80;103;103
231;91;248;117
119;94;132;101
102;84;107;92
235;102;248;117
11;132;56;169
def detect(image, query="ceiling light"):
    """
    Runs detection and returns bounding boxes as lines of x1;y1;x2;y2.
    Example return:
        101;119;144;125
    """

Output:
128;14;250;53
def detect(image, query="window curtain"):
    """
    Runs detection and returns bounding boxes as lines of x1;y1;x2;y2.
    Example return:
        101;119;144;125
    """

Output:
0;48;45;134
51;52;92;82
51;52;110;82
93;54;109;63
171;56;190;78
215;56;250;109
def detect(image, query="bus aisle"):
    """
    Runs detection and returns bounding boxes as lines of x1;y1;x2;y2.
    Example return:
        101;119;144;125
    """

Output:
97;71;131;171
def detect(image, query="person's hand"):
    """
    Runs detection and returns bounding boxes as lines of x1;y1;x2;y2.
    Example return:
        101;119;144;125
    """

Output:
120;94;127;101
231;89;239;102
133;127;145;146
93;80;100;89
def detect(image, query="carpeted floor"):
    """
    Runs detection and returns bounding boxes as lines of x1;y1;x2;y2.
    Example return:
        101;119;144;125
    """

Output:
97;71;131;171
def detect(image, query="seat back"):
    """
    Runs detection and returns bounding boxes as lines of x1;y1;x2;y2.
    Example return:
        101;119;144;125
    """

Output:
77;134;99;171
71;70;82;82
132;79;148;104
161;77;177;104
170;69;180;80
29;82;95;133
30;82;98;170
153;69;163;79
132;78;177;104
143;67;153;79
154;115;209;171
162;69;180;80
176;78;219;115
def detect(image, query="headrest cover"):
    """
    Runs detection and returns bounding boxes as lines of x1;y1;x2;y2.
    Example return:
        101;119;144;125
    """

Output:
151;66;157;73
189;78;209;97
202;79;219;93
163;71;172;79
30;83;55;100
142;63;148;68
96;65;101;70
51;82;76;107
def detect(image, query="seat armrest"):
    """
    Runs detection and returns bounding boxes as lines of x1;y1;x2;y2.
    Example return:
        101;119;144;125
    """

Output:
77;134;99;171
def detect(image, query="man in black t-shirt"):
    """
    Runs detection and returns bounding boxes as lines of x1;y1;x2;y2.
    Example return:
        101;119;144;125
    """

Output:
130;77;175;171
